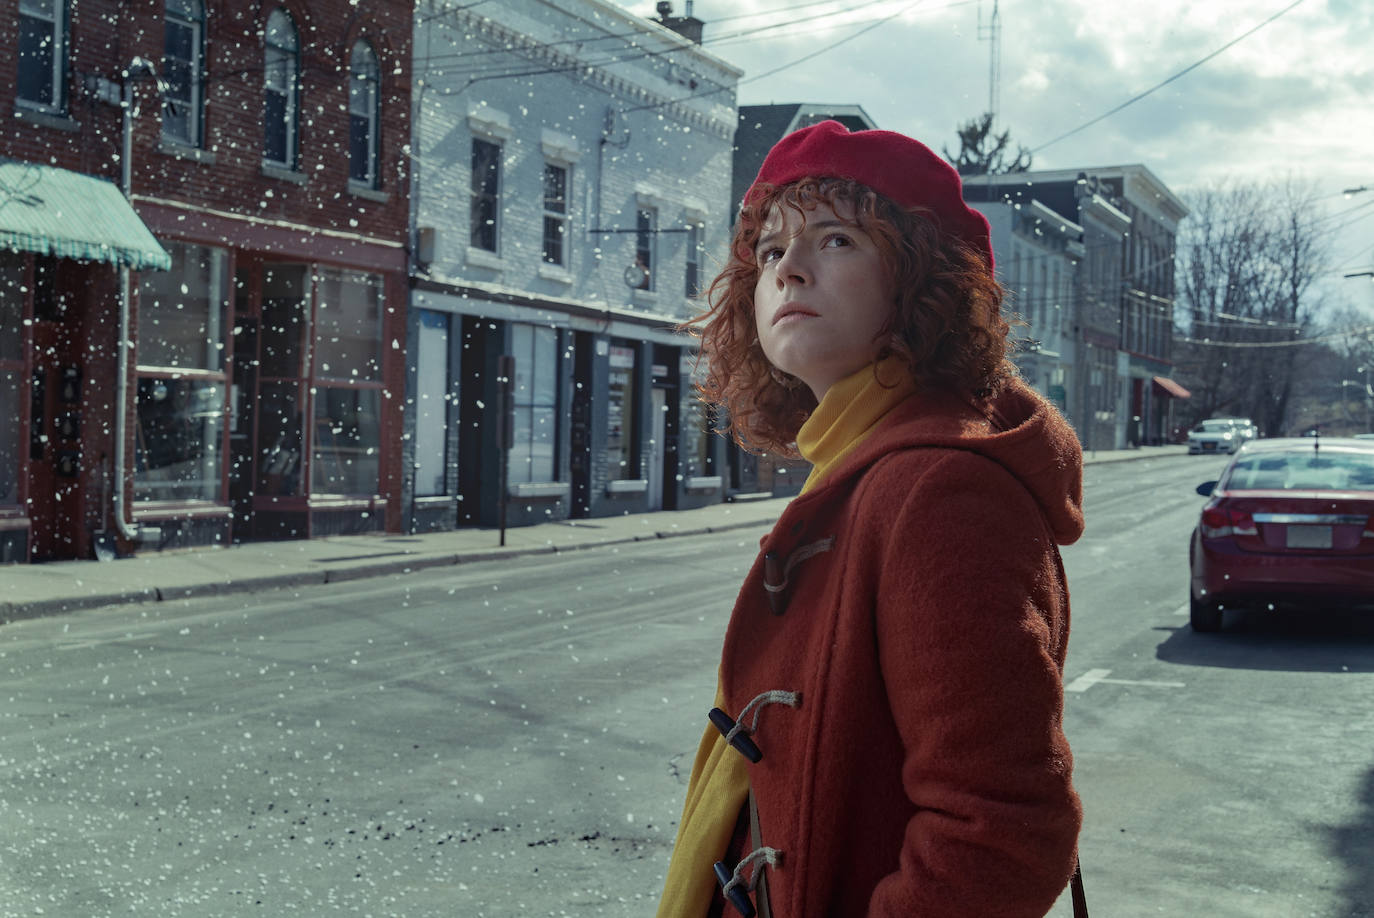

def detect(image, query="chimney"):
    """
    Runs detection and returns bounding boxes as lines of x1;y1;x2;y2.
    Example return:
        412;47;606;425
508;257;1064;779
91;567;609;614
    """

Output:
654;1;705;44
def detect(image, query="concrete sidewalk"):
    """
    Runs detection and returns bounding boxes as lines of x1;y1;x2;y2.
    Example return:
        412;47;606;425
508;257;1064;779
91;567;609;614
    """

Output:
0;445;1187;622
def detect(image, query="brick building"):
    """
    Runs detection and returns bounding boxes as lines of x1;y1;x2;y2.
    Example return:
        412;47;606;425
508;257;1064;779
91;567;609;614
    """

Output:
964;167;1189;450
1;0;413;563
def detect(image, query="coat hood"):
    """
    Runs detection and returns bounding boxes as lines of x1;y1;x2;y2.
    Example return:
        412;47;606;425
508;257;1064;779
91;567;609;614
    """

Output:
811;377;1085;545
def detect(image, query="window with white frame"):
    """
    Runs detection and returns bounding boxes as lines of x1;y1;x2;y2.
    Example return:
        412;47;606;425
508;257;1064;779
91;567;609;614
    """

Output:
470;137;501;253
509;324;558;483
542;163;569;266
263;8;299;168
348;40;380;186
17;0;66;111
162;0;205;146
634;208;656;291
685;222;703;297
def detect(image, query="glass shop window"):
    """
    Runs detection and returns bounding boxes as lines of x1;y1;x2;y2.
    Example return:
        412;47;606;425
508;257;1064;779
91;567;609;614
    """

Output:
138;242;228;371
134;377;226;501
606;343;637;480
311;387;380;496
509;323;558;484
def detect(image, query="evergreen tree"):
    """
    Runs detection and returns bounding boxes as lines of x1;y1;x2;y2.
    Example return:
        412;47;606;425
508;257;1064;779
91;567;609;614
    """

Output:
944;113;1033;176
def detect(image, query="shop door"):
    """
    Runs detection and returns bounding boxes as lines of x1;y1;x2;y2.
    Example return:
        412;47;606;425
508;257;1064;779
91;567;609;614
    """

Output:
27;320;81;560
569;332;593;518
228;317;259;540
647;387;666;511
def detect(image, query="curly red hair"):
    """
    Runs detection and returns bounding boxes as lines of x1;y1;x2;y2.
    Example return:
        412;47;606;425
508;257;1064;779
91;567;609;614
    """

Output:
687;177;1016;456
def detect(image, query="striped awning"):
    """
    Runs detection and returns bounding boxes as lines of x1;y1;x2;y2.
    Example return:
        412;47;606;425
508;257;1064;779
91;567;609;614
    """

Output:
1152;375;1191;399
0;159;171;271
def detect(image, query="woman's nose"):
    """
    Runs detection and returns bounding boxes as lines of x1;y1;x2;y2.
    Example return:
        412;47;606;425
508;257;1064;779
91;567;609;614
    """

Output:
775;246;809;286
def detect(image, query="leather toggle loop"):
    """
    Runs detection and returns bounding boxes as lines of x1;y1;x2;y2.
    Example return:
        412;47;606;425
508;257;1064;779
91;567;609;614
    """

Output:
761;537;835;616
713;860;757;917
708;707;762;763
708;690;802;764
714;846;783;917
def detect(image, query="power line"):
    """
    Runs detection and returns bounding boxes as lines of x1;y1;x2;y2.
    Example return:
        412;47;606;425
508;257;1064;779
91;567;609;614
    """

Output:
1177;323;1374;349
1030;0;1311;155
617;0;936;114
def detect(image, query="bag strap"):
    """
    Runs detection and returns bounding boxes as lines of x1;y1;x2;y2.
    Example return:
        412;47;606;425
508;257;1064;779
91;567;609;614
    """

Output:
747;788;773;918
1070;859;1088;918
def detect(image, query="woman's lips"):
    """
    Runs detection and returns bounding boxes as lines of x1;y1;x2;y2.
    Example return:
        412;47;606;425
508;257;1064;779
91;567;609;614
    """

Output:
773;304;818;325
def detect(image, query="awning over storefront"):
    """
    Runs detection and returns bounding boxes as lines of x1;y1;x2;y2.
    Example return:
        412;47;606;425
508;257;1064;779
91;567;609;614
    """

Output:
1152;375;1191;399
0;159;171;270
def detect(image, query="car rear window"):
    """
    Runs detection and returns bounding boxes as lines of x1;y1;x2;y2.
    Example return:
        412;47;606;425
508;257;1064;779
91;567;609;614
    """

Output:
1225;452;1374;490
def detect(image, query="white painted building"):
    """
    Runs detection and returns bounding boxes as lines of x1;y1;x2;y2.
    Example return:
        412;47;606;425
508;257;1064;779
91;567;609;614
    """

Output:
405;0;741;530
972;199;1083;421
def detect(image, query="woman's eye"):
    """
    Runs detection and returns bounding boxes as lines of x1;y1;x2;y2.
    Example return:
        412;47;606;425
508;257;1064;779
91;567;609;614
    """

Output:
823;234;852;248
759;247;783;265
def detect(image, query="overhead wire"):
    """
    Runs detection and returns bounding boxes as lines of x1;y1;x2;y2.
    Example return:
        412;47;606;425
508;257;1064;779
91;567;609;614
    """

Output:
1029;0;1311;155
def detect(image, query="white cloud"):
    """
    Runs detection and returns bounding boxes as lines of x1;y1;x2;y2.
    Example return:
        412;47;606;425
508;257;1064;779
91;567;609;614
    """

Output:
616;0;1374;278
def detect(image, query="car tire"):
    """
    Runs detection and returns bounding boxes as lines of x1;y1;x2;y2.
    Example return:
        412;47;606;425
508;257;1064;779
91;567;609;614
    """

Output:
1190;593;1223;632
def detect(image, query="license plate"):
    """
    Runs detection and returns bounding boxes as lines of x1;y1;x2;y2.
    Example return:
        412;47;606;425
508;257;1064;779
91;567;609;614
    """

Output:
1202;442;1216;451
1287;525;1333;549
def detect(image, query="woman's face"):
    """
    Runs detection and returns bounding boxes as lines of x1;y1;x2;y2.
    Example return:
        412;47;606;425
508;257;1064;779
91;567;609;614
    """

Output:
752;198;895;401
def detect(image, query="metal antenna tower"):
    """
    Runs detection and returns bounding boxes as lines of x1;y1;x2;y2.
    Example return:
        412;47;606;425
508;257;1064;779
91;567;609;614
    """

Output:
977;0;1001;125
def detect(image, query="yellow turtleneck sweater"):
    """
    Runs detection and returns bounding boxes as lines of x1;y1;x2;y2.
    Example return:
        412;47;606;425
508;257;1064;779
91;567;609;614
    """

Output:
655;357;916;918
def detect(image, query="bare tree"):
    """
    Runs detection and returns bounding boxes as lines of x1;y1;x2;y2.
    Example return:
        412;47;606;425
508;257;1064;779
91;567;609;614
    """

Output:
1174;179;1328;434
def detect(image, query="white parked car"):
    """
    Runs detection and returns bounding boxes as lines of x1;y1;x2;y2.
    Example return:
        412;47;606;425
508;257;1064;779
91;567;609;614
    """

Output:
1188;418;1243;454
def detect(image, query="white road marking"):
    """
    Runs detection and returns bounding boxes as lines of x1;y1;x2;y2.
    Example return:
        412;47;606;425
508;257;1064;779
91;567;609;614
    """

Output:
1173;602;1190;616
1065;668;1185;693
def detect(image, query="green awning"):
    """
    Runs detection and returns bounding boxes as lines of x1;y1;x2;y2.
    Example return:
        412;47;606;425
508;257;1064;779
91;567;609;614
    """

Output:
0;159;171;271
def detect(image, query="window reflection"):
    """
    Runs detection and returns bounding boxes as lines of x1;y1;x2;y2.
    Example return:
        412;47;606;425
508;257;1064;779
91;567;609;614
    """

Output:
134;377;224;501
312;387;380;495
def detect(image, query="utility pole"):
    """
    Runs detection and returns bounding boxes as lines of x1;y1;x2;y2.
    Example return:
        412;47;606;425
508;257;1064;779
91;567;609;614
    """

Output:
977;0;1001;127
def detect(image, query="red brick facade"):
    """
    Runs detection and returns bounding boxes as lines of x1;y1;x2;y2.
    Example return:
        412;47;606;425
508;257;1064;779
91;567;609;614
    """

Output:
0;0;414;562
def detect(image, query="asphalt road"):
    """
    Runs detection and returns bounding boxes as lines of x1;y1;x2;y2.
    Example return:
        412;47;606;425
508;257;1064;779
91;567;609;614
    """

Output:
1;452;1371;917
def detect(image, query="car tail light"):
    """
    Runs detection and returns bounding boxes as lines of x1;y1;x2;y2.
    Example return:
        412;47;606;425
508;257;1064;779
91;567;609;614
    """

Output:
1200;505;1258;538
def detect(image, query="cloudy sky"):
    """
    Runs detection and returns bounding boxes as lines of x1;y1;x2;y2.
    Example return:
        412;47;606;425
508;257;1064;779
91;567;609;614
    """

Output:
615;0;1374;302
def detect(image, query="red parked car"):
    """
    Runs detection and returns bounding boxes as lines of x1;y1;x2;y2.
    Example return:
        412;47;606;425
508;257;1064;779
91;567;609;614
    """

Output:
1189;437;1374;631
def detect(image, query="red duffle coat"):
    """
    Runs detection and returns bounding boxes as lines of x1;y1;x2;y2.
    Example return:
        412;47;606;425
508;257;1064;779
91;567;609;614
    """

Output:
712;379;1084;917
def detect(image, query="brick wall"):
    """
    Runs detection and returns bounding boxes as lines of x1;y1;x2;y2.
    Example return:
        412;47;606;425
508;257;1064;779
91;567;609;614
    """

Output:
0;0;412;248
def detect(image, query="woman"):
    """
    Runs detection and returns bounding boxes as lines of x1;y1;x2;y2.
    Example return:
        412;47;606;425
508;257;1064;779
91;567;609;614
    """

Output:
656;121;1085;918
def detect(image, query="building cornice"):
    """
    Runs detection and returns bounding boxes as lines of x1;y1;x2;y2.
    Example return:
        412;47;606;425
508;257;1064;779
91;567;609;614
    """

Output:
432;6;738;140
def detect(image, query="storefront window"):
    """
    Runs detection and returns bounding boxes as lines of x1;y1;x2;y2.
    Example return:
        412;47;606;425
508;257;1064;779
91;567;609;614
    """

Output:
0;252;23;364
312;387;380;495
315;269;383;381
0;370;18;505
607;343;636;480
680;390;710;478
137;243;228;371
509;324;558;483
260;264;310;378
135;243;228;503
413;310;451;497
133;377;225;501
0;255;24;503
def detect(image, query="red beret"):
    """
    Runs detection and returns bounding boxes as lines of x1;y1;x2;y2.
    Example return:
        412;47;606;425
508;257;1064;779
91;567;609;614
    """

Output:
746;120;993;269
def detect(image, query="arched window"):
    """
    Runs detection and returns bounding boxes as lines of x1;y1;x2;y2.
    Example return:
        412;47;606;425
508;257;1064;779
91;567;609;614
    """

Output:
263;8;299;168
162;0;205;146
348;41;380;187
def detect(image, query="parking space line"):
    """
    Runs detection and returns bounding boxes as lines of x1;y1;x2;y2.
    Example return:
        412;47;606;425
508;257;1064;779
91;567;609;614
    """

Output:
1066;667;1185;692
